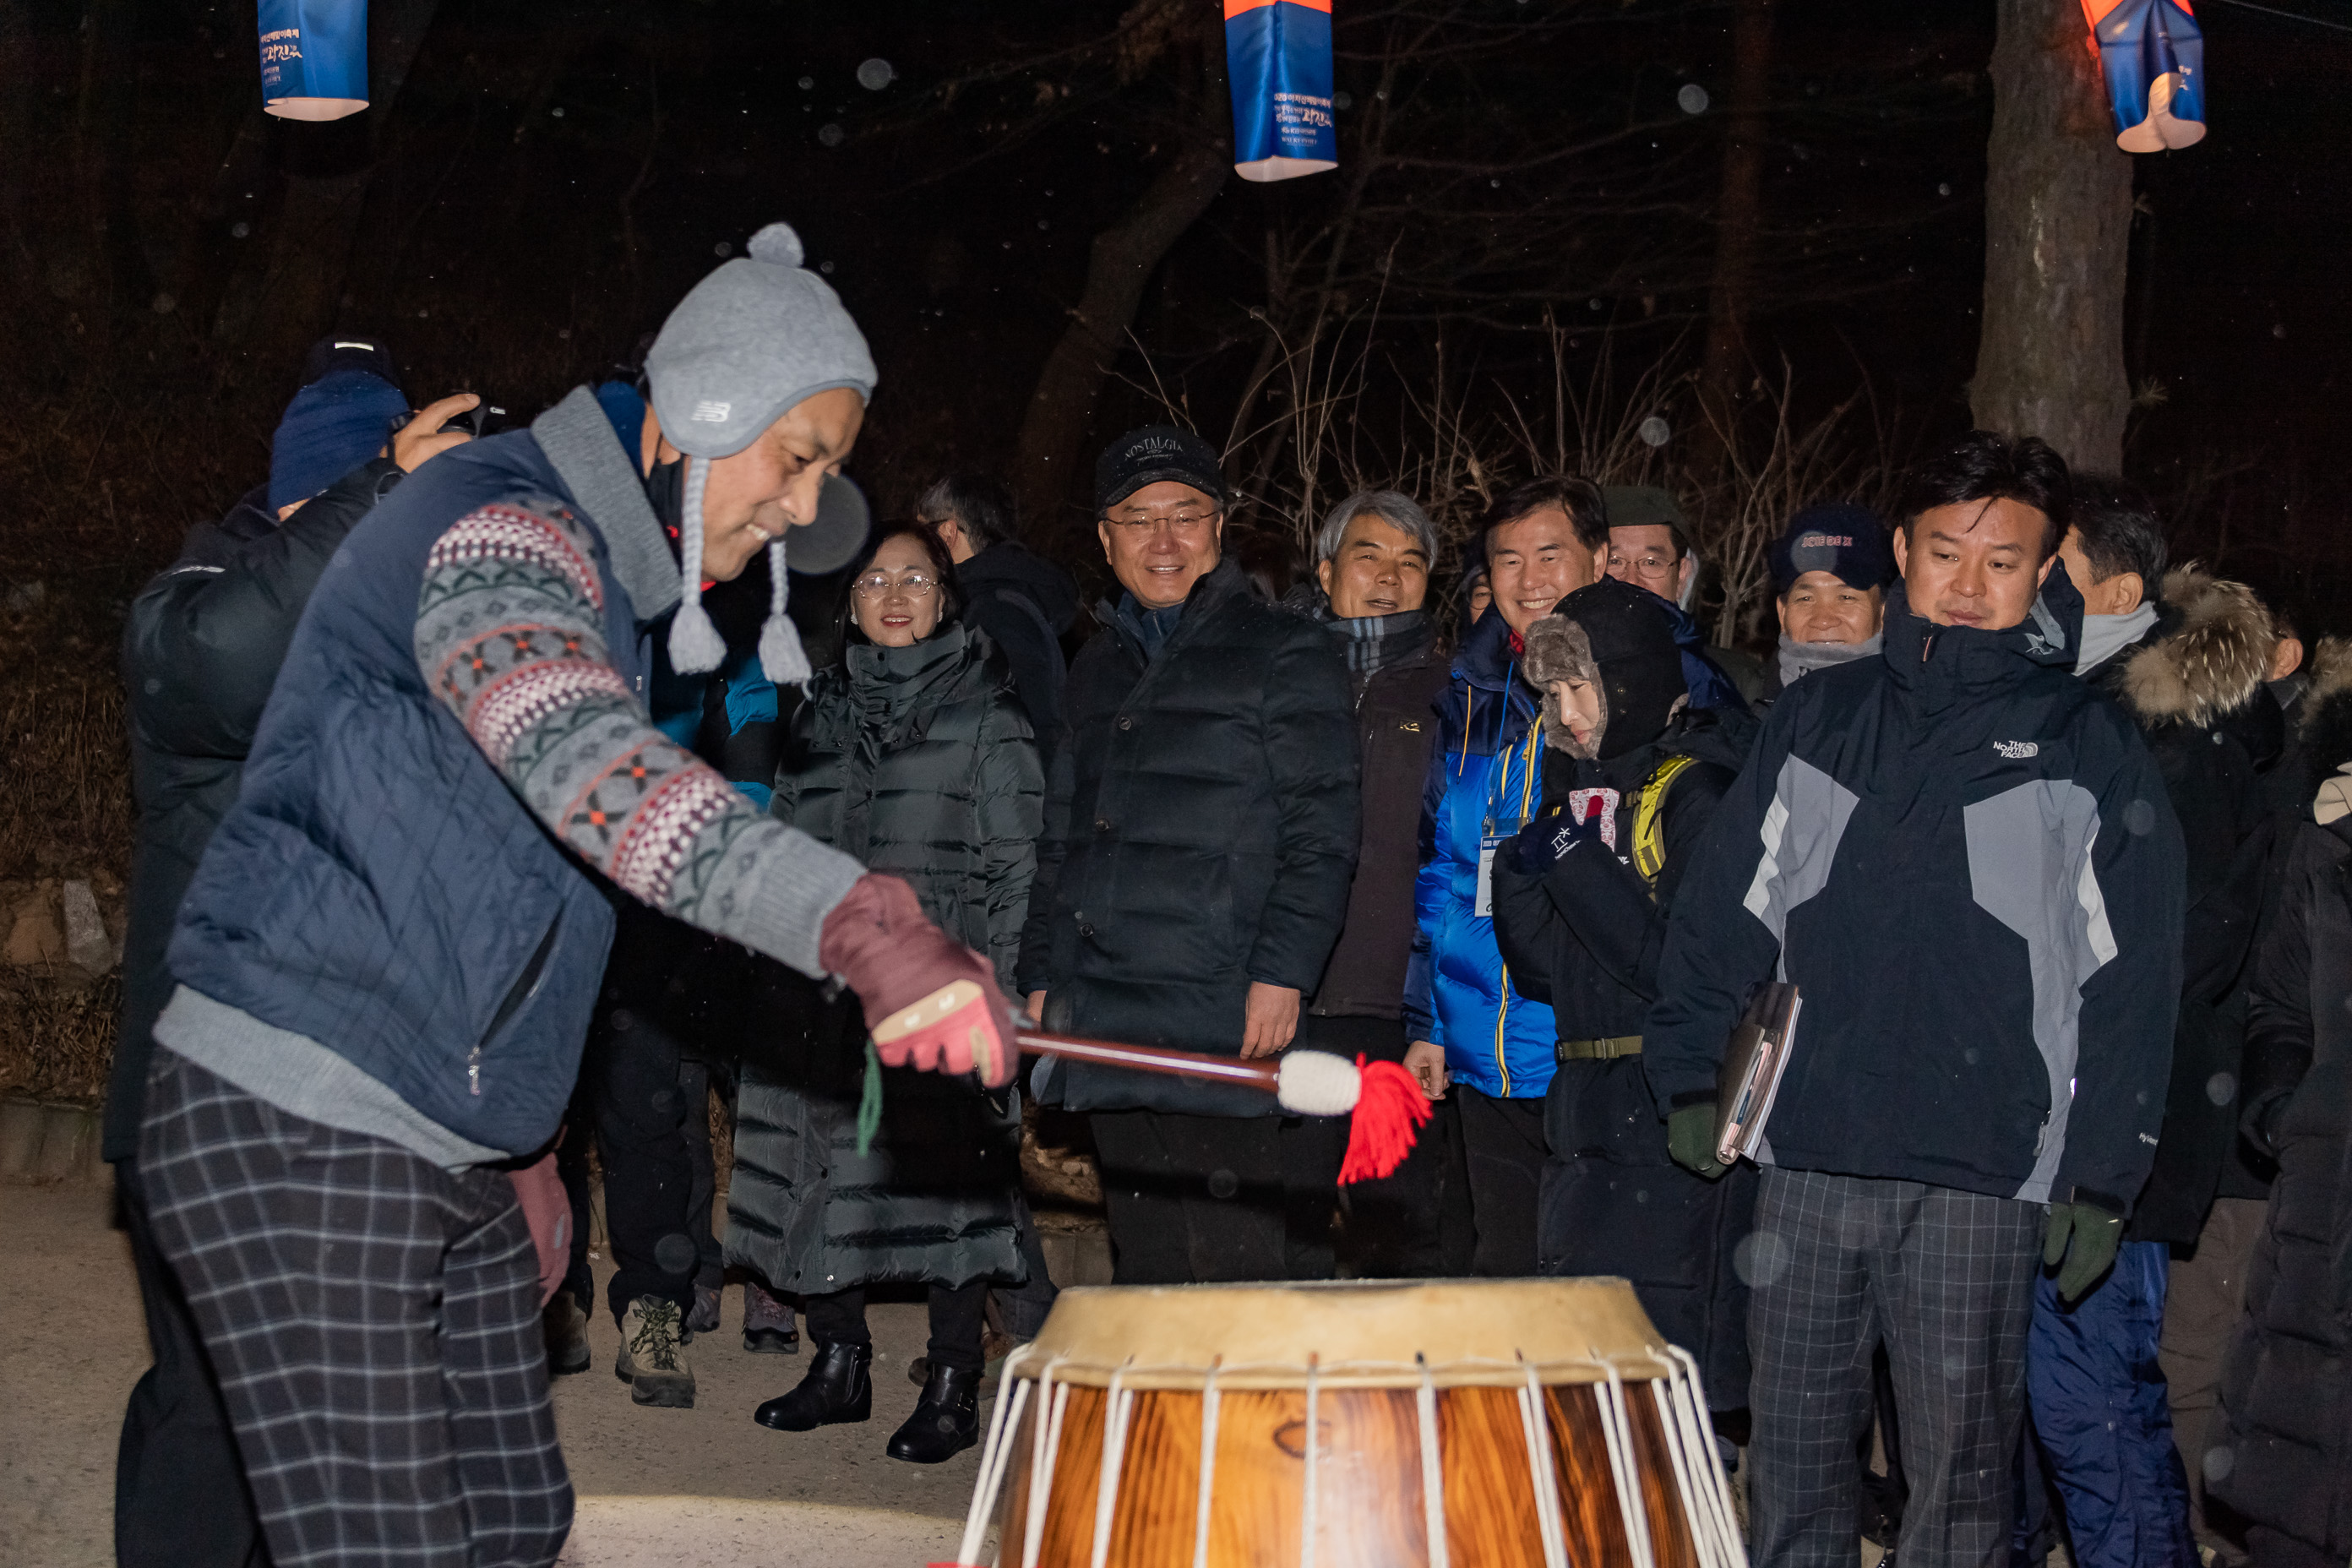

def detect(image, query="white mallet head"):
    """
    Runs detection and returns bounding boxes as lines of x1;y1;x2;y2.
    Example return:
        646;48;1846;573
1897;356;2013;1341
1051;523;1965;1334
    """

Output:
1274;1051;1361;1117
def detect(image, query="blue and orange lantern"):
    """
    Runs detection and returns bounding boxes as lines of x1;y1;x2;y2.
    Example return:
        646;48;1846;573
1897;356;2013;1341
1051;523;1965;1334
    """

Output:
1225;0;1338;182
256;0;369;121
2082;0;2206;150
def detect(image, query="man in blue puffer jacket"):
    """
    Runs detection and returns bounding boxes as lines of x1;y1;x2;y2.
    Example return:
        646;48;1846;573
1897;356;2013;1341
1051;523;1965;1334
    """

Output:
1404;476;1609;1275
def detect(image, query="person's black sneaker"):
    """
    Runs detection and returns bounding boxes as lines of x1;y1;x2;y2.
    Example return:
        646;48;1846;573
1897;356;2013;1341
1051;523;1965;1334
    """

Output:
615;1296;695;1408
543;1293;591;1376
743;1280;800;1355
686;1282;721;1339
887;1363;982;1463
753;1341;872;1431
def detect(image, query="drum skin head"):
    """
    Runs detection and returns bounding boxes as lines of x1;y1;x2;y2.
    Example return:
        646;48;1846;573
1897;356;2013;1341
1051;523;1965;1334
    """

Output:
1019;1277;1679;1391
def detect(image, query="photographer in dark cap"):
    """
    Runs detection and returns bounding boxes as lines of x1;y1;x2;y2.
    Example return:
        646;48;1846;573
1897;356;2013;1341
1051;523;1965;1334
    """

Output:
110;335;479;1568
1017;425;1360;1283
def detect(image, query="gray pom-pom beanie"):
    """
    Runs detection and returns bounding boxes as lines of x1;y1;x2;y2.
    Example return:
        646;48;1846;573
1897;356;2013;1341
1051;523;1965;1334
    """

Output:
645;221;877;686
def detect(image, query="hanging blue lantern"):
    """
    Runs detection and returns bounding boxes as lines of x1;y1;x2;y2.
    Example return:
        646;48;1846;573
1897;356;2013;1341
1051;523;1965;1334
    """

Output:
1225;0;1337;182
257;0;369;122
2082;0;2206;151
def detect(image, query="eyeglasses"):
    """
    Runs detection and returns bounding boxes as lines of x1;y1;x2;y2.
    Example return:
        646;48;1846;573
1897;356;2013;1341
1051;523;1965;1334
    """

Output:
851;571;940;599
1104;508;1222;533
1612;551;1676;575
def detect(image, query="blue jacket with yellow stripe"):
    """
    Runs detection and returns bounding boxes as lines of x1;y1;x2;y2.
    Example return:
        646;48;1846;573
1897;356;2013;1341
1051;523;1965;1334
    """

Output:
1405;607;1559;1098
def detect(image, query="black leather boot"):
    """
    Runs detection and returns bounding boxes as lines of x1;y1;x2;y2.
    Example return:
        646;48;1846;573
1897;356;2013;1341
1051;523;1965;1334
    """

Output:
886;1363;982;1463
753;1340;872;1431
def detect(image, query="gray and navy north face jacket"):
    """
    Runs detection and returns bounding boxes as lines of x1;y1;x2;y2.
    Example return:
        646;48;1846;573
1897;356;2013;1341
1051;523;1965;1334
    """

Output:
1645;564;2186;1216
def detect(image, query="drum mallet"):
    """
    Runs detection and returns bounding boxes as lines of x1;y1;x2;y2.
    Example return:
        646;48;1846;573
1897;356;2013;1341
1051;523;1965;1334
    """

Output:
1015;1028;1432;1182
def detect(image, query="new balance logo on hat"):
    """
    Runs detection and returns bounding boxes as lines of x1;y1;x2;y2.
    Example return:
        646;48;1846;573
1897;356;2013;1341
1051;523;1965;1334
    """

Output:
690;400;732;423
1994;740;2039;759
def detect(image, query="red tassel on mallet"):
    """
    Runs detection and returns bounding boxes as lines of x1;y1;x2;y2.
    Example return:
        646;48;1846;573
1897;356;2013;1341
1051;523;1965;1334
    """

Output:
1339;1053;1434;1184
1015;1029;1429;1184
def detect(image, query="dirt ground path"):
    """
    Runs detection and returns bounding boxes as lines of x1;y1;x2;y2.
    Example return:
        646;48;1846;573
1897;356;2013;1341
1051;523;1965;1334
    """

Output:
0;1180;991;1568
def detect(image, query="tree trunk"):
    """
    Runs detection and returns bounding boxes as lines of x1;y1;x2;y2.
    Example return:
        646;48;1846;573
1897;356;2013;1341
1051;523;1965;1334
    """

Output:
1697;0;1775;438
1972;0;2132;472
1010;95;1228;540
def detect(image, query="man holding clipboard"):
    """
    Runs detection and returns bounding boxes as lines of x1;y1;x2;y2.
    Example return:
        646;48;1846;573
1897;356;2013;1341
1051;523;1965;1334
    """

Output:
1645;433;2186;1568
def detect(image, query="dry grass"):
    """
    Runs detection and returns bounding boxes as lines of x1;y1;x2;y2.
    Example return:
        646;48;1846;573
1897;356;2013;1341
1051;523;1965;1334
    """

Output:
0;972;120;1103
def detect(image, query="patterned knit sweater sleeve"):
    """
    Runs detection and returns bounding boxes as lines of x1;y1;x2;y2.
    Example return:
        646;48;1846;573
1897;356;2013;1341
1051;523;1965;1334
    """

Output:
412;500;864;977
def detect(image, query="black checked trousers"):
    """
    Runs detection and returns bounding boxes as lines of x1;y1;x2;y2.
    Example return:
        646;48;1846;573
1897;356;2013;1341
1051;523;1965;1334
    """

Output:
137;1048;572;1568
1745;1168;2041;1568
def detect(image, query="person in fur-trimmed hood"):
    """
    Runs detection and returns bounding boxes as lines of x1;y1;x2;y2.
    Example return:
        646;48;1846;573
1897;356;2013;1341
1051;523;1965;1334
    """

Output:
2211;636;2352;1568
1487;575;1757;1411
2013;479;2286;1568
2024;477;2285;1568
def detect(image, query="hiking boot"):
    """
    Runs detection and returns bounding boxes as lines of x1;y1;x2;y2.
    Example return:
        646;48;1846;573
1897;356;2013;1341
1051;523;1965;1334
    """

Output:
543;1293;591;1376
686;1282;721;1338
753;1341;872;1431
887;1363;983;1464
743;1281;800;1355
615;1296;695;1408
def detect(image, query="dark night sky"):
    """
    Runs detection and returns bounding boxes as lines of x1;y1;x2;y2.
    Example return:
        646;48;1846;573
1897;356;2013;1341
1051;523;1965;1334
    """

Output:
5;0;2349;614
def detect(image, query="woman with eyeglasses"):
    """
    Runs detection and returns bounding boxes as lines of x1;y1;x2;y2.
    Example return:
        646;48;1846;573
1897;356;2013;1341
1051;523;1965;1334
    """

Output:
726;518;1043;1463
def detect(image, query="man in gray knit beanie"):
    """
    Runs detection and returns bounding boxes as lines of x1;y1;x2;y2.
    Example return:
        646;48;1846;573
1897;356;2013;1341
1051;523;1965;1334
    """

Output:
645;221;879;686
133;220;1016;1567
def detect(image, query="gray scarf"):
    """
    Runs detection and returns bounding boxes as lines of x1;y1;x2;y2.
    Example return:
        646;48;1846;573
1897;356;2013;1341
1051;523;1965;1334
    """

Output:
2075;602;2159;676
1778;632;1881;687
1288;581;1433;678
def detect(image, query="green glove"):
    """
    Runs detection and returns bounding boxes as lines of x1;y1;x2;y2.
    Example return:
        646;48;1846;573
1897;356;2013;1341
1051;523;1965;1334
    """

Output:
2043;1200;2124;1304
1665;1103;1728;1180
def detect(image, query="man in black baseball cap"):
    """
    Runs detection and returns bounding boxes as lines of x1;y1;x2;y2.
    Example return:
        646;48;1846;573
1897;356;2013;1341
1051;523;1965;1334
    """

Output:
1017;426;1360;1283
1093;422;1229;517
1767;503;1896;693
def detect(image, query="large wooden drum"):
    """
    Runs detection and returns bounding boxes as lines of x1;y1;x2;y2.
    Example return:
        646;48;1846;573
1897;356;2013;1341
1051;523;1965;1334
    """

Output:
944;1279;1745;1568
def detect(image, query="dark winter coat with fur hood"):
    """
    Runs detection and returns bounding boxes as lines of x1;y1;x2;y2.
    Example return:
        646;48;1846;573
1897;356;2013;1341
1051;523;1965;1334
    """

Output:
2213;640;2352;1561
2084;567;2285;1242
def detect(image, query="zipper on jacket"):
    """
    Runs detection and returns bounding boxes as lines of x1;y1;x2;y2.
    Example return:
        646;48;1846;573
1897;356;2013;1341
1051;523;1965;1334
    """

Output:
471;915;562;1095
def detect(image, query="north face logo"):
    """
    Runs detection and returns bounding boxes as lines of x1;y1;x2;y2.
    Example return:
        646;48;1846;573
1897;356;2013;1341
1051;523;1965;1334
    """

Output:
1994;740;2039;760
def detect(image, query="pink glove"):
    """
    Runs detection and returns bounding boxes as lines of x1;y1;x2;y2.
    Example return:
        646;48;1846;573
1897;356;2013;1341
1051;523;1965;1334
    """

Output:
508;1152;570;1308
819;874;1016;1087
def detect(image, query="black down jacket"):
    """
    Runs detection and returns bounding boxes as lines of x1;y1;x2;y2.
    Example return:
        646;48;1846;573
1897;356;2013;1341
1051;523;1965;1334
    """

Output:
2212;672;2352;1565
956;540;1079;754
107;459;401;1162
1492;710;1756;1402
2082;568;2284;1243
726;621;1041;1295
1017;556;1360;1115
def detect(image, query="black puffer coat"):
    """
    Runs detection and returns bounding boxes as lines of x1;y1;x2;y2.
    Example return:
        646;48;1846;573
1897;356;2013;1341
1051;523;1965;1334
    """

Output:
1017;556;1360;1115
2083;569;2284;1241
108;459;401;1162
2213;812;2352;1561
1492;705;1756;1404
726;621;1042;1294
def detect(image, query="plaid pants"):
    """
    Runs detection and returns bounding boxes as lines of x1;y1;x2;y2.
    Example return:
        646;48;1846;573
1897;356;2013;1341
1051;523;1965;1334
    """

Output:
1747;1168;2041;1568
138;1048;571;1568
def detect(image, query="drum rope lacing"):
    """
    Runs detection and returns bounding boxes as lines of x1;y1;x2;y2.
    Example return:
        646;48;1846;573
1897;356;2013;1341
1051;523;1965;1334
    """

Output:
1299;1356;1322;1568
1190;1359;1222;1568
1088;1364;1138;1568
958;1344;1744;1568
1516;1357;1571;1568
1415;1354;1451;1568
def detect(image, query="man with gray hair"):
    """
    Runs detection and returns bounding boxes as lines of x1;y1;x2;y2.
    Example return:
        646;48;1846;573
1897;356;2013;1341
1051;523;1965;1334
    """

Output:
1288;490;1469;1274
